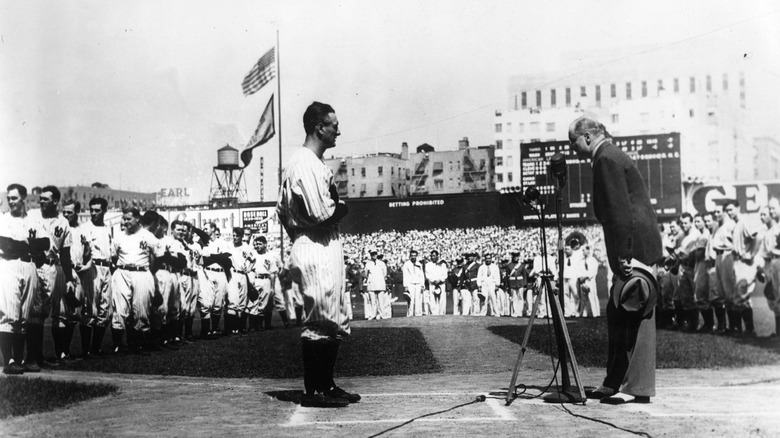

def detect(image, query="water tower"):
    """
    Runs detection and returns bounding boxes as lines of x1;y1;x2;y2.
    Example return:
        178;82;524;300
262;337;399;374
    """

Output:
209;144;247;208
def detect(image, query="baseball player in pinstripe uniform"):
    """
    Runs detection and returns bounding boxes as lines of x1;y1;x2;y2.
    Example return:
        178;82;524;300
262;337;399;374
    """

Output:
151;217;183;349
174;220;199;343
226;227;252;335
32;186;77;366
199;223;231;337
80;197;113;356
710;204;735;334
61;199;90;360
111;207;157;355
277;101;358;408
1;184;46;374
727;200;761;337
764;198;780;337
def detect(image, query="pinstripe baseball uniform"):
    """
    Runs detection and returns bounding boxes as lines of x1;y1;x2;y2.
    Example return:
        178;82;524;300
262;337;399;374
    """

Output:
153;235;183;329
81;222;113;327
731;218;761;311
111;228;156;332
277;146;350;341
179;240;200;321
764;223;780;315
29;211;72;327
0;213;39;334
199;238;230;321
249;249;283;315
67;223;90;323
226;242;252;318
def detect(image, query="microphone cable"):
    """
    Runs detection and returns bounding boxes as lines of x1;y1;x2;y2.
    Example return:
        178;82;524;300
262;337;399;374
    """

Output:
367;395;487;438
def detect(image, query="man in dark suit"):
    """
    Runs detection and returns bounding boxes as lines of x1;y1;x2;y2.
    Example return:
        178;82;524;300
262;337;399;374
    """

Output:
568;117;663;404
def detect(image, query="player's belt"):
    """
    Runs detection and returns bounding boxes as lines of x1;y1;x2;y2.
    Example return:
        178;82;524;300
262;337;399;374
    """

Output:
43;259;60;266
117;264;149;272
182;268;197;276
155;262;177;272
93;259;112;267
714;249;730;255
205;266;224;272
234;269;247;274
0;253;32;263
255;273;270;279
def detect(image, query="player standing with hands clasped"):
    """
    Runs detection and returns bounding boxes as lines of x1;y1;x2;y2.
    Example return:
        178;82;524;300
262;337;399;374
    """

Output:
277;101;359;408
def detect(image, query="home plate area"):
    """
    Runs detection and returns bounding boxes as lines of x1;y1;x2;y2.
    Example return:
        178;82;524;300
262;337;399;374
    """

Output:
284;392;513;427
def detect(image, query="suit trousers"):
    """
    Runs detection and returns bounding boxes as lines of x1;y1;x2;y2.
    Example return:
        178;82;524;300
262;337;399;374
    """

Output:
603;298;656;397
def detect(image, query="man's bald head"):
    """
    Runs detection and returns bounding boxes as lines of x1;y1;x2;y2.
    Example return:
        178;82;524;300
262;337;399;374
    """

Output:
568;117;609;158
568;117;605;140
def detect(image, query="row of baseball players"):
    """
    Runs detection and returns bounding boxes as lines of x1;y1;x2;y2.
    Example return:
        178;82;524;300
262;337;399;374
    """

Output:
659;198;780;338
0;183;294;374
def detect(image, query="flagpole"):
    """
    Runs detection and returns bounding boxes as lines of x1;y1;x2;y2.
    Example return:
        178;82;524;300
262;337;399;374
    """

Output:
276;28;284;262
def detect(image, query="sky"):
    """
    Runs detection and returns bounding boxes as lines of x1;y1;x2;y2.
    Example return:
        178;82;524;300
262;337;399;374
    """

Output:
1;0;779;203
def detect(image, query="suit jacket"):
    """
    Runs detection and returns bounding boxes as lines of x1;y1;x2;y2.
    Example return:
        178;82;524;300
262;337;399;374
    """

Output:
592;141;663;277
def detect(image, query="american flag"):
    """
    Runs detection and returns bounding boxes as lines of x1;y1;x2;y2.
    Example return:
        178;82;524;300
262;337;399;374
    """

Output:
241;47;276;96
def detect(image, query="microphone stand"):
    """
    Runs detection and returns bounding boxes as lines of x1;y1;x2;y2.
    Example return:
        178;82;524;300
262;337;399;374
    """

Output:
542;180;586;403
504;184;585;405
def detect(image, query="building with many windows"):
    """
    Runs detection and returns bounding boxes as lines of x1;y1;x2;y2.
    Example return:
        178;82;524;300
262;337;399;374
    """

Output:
493;50;757;191
325;152;409;198
324;138;495;198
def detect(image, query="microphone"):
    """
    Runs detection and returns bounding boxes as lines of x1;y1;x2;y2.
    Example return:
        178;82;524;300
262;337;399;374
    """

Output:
522;186;541;205
550;153;568;187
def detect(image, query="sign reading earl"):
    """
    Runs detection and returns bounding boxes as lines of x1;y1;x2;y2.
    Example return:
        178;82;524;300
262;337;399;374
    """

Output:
157;188;192;206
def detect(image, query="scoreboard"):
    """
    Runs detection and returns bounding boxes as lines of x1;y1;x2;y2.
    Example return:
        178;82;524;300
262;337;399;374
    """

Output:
518;132;681;222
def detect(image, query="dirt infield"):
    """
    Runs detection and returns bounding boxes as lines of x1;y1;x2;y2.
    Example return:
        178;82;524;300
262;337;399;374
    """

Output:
2;299;780;437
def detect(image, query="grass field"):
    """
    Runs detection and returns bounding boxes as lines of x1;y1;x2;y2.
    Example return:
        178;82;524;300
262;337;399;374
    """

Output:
491;318;780;368
0;377;117;419
58;326;441;378
45;313;780;378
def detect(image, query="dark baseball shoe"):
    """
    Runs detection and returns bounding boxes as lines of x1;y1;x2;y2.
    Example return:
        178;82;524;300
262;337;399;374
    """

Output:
40;358;61;368
22;361;41;373
325;386;361;403
3;361;25;375
300;393;350;408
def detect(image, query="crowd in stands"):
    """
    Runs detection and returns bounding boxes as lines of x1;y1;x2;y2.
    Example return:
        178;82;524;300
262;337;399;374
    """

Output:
342;225;607;272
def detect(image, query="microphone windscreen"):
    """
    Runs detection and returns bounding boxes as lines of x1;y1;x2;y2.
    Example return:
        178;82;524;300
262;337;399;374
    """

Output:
550;153;567;187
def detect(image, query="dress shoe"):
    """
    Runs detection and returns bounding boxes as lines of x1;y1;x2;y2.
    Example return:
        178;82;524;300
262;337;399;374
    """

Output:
584;386;615;399
3;361;25;375
300;393;350;408
325;386;361;403
601;393;650;404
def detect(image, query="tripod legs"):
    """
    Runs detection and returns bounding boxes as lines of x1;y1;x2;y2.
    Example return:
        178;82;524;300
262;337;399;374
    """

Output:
506;278;545;405
505;277;586;405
